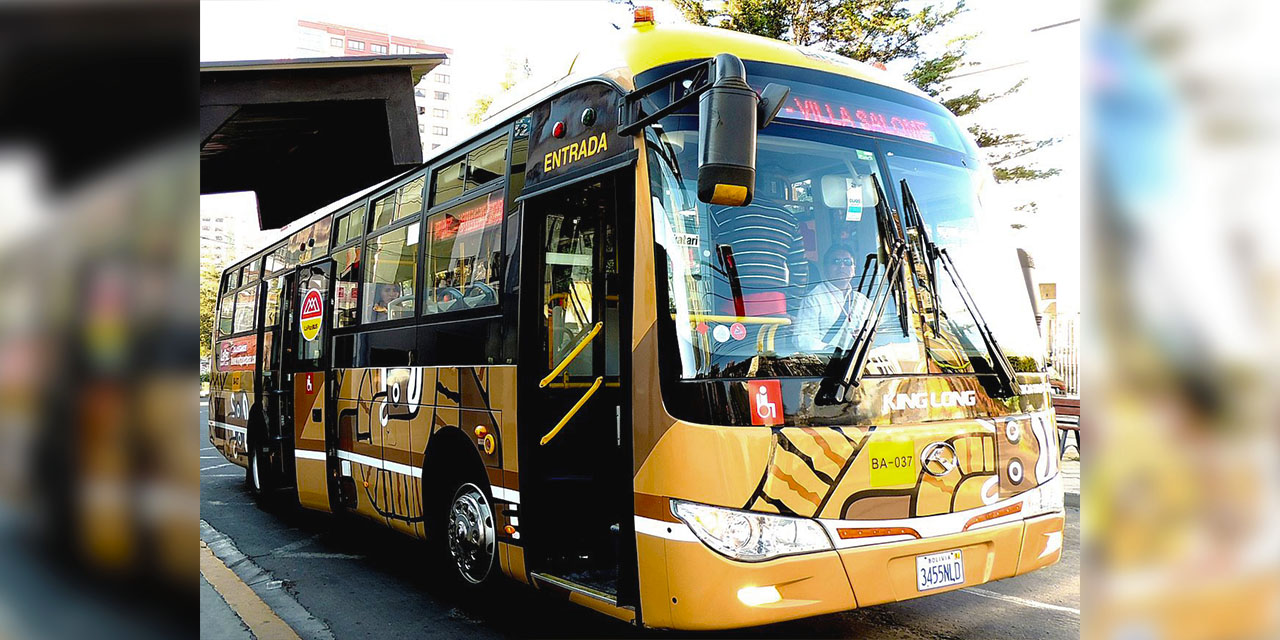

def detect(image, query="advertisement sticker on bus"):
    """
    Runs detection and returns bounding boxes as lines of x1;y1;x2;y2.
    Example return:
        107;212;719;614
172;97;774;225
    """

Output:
300;288;323;341
217;336;256;371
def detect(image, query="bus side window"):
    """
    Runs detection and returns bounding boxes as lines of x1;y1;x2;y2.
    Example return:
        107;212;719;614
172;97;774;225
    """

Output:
218;293;235;337
363;223;418;322
233;287;258;334
424;191;503;315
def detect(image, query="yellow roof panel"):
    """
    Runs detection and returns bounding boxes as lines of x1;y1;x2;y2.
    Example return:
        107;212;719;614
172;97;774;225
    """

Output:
619;23;925;97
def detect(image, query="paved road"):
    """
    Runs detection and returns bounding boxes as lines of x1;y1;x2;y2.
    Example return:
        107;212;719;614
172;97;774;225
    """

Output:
200;404;1080;639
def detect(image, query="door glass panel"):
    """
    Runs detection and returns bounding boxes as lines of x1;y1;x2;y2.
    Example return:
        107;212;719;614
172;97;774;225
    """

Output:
264;277;283;327
542;212;596;380
603;218;619;378
298;266;329;362
333;246;360;327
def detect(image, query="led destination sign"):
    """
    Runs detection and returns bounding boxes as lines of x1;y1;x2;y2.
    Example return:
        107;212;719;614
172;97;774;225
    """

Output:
780;97;936;143
756;77;967;152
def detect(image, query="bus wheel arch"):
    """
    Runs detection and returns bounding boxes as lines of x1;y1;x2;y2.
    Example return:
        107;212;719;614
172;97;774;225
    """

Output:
422;426;496;586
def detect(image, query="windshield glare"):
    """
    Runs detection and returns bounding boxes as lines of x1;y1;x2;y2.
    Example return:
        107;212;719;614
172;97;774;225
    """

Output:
648;123;1040;380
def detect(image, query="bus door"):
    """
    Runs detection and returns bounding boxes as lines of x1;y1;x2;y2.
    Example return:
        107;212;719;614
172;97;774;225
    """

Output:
259;272;291;486
519;173;633;600
288;258;337;512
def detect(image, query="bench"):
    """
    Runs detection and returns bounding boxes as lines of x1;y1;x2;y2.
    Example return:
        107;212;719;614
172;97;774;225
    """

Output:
1051;395;1080;457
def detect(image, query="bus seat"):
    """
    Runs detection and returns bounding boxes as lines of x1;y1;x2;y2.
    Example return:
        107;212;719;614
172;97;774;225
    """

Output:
717;291;788;316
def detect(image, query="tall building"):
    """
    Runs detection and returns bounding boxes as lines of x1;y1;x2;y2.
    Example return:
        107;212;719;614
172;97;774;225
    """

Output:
200;196;274;270
296;20;457;154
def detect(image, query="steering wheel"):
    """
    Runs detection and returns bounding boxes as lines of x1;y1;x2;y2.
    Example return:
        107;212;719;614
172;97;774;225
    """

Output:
463;282;497;306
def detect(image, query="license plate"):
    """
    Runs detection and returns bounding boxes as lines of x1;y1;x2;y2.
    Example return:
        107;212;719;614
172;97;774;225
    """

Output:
916;549;965;591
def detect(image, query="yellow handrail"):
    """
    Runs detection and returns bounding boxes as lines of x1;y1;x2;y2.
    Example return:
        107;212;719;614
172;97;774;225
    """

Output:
539;321;603;388
540;376;603;446
672;314;791;326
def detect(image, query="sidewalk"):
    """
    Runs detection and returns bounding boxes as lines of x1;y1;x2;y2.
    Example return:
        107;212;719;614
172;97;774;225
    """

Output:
200;538;300;640
200;573;253;640
1061;452;1080;507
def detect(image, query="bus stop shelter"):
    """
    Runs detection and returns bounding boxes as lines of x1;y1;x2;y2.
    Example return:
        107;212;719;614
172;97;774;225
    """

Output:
200;55;445;230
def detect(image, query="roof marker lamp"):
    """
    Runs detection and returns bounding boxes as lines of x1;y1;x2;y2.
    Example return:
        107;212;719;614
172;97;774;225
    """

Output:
634;6;655;24
672;499;832;562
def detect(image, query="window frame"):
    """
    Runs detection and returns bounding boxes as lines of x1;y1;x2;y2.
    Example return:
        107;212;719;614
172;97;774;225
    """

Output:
420;182;506;320
330;203;367;252
360;213;423;329
367;169;427;234
330;203;368;332
415;125;517;323
429;130;509;210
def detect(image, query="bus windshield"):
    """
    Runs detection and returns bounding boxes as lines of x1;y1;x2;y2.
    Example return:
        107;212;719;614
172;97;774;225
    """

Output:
647;119;1041;380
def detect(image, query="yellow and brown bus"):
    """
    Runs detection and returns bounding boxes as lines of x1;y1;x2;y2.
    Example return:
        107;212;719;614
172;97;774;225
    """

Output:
208;12;1063;630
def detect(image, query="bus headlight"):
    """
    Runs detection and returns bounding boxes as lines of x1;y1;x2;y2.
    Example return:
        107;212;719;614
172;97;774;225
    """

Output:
671;499;833;561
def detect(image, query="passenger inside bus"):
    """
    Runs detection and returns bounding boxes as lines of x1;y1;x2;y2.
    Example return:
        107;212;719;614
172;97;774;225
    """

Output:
708;167;808;316
369;283;402;321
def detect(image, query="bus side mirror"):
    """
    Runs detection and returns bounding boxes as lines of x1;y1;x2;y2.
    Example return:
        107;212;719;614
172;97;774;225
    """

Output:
697;54;758;207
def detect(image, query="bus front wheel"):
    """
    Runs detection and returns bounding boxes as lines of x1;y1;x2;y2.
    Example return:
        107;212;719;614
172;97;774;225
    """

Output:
444;481;496;586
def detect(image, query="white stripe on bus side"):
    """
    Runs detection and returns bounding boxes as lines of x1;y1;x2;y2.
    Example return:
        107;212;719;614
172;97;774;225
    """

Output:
491;486;521;504
633;516;698;542
208;420;247;435
334;449;422;479
294;449;326;461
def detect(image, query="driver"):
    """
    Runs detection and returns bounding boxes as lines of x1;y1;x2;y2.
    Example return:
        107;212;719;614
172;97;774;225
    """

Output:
794;244;871;351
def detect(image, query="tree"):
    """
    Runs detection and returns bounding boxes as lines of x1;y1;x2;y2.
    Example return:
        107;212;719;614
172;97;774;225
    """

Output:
906;34;1060;183
468;55;533;125
200;264;220;361
670;0;1059;184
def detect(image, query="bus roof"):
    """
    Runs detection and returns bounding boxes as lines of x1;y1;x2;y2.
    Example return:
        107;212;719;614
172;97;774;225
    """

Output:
618;22;928;98
232;21;936;271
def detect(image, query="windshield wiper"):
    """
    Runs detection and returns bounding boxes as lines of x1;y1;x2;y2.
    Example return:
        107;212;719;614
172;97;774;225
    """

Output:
900;180;940;335
716;243;747;316
900;179;1021;398
816;175;906;404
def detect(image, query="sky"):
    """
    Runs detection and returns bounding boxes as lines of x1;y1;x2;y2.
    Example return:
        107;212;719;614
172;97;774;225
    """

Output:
200;0;1079;311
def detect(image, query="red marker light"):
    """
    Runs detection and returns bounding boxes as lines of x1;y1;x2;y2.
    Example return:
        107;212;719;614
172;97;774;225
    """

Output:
552;121;565;138
634;6;655;24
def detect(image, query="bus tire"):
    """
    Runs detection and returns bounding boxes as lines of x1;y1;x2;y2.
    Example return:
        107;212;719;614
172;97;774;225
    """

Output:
246;445;266;494
245;409;274;497
443;479;497;587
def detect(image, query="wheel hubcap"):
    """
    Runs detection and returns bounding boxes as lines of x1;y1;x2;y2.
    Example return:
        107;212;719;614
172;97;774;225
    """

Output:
251;451;261;490
447;484;494;584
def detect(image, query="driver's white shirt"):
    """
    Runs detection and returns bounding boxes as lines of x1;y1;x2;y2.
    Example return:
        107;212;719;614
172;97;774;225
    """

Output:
795;280;872;351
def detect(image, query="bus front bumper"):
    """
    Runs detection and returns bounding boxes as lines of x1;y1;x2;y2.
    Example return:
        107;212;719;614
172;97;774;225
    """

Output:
653;511;1064;630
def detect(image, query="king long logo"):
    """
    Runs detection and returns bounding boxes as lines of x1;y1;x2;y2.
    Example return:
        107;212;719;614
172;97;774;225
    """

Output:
882;389;977;412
